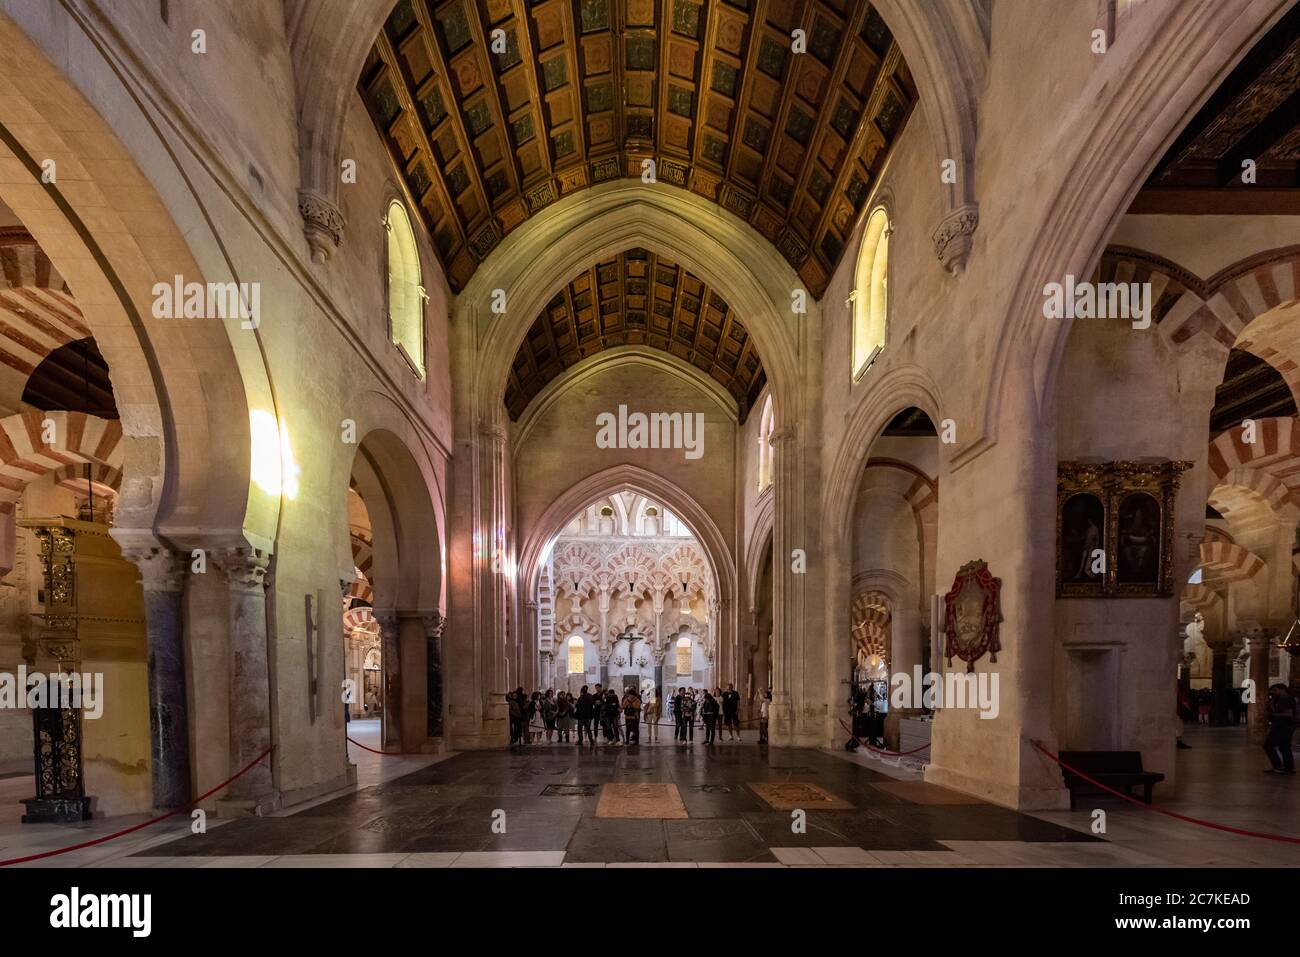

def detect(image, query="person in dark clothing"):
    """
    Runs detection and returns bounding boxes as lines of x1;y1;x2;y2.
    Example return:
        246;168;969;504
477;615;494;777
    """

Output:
575;685;595;746
507;687;525;746
592;684;606;741
673;689;686;741
680;689;696;742
622;688;642;745
721;683;741;741
604;689;621;743
701;690;720;743
1263;683;1296;773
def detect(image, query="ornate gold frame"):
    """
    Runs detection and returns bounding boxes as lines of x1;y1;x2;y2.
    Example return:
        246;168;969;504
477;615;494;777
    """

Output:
1057;460;1191;598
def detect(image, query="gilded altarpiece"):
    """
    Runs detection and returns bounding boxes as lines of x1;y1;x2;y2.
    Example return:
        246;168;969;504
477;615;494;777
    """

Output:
1056;461;1191;598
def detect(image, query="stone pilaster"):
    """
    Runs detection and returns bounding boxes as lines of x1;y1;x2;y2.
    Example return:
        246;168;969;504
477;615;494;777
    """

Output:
219;547;274;810
122;544;193;810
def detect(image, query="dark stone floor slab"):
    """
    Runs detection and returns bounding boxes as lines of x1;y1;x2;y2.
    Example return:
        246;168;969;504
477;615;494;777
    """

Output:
132;746;1105;862
133;818;357;857
564;818;668;863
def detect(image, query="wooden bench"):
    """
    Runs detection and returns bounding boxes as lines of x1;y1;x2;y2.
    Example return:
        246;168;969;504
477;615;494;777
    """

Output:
1059;751;1165;808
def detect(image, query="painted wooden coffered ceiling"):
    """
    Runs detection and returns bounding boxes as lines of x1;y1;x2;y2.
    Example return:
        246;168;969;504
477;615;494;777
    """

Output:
503;247;765;420
359;0;917;295
1133;2;1300;212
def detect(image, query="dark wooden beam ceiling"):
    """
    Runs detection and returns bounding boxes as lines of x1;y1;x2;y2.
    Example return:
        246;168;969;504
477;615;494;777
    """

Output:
359;0;916;295
503;246;765;420
1209;347;1297;438
1132;3;1300;213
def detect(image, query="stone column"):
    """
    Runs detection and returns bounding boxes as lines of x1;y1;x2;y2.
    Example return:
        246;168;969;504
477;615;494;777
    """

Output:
1207;640;1233;726
123;544;192;810
423;611;444;739
598;588;610;660
375;611;401;750
220;548;274;808
769;426;821;748
1246;632;1272;740
523;600;539;688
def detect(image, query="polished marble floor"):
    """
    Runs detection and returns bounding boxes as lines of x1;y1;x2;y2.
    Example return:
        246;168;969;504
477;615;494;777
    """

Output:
1;722;1295;868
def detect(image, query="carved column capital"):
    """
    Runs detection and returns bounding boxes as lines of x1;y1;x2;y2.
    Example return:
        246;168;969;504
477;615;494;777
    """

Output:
768;426;798;449
222;548;270;591
123;544;185;593
932;202;979;276
298;188;345;264
422;610;445;639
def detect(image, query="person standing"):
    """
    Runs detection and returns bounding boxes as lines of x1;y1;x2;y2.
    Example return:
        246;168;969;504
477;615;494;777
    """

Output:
622;687;642;745
673;688;686;741
507;688;525;746
575;685;595;746
701;690;719;743
722;683;741;741
644;688;661;743
527;691;543;743
541;689;557;744
592;684;606;741
1263;683;1296;774
604;689;622;743
680;688;696;743
556;691;574;743
758;689;771;744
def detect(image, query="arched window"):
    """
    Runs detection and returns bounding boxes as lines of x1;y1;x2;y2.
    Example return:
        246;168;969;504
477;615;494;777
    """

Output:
757;395;775;490
851;207;890;380
676;636;692;676
567;635;585;675
385;200;425;377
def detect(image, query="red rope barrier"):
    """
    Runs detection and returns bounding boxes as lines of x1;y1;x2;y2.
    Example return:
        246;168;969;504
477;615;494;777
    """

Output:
346;736;391;755
837;717;931;756
1029;739;1300;845
0;747;274;867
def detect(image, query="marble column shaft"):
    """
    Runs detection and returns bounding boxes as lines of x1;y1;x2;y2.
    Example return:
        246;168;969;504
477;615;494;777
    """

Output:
128;546;193;809
223;549;274;798
376;611;402;750
424;611;444;738
1247;634;1271;739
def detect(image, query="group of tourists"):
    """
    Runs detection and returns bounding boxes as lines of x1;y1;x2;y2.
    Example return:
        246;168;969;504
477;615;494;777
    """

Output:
505;683;772;747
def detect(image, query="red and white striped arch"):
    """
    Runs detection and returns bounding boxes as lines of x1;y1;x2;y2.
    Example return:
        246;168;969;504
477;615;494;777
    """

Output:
0;229;92;405
0;410;122;513
1197;540;1266;589
1206;419;1300;536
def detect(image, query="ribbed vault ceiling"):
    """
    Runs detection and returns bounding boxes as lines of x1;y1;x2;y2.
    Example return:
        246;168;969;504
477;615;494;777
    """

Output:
504;246;764;420
360;0;917;295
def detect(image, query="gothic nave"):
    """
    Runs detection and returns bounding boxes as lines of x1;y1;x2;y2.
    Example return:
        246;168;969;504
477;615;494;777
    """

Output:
0;0;1297;937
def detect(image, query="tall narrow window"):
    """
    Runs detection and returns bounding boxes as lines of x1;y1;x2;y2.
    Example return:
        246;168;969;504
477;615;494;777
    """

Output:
676;636;692;676
385;200;425;377
567;635;585;674
851;207;890;379
757;395;775;490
